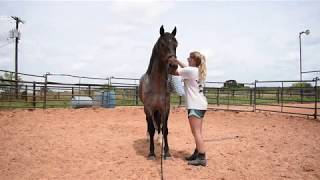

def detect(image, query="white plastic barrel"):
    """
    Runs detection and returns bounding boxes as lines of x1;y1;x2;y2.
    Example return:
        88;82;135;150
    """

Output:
169;75;185;96
71;96;93;108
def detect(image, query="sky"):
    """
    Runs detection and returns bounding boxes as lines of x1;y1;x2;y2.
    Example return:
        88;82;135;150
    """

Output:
0;1;319;85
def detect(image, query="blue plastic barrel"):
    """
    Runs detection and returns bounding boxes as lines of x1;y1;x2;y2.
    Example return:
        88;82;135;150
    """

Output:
102;91;116;108
93;92;103;106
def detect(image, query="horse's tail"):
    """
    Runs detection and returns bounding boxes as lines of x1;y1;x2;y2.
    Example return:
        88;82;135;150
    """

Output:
138;75;145;103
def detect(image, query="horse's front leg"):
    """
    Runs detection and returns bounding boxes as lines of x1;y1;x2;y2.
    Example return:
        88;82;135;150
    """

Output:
162;113;171;159
147;115;156;160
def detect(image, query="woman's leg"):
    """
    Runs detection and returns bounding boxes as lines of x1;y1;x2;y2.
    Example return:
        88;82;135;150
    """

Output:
188;116;205;153
200;118;203;139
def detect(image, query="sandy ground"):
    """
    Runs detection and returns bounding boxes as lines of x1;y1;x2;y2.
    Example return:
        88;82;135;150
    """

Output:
0;107;320;180
208;103;319;118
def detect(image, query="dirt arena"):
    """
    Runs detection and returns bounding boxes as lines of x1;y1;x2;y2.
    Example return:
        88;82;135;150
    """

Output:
0;107;320;180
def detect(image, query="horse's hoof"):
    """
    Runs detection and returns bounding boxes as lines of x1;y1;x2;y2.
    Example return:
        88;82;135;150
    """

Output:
148;154;156;160
164;152;171;160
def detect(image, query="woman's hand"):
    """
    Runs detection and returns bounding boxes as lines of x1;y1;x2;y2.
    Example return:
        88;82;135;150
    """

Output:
168;57;178;64
169;57;187;68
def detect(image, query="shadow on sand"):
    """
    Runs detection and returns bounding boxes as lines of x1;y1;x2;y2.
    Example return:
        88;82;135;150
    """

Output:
133;138;189;161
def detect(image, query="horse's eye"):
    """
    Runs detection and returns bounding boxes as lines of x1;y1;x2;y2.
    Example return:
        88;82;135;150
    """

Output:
160;41;166;47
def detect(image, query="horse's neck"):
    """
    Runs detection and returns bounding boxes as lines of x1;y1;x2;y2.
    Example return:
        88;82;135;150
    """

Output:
150;57;167;80
147;50;167;78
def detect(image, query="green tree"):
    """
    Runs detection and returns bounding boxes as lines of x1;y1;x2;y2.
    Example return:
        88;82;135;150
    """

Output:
223;80;244;88
0;72;24;99
0;72;22;85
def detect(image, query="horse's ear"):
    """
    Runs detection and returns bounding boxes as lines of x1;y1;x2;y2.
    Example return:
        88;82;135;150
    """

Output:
171;26;177;37
160;25;165;36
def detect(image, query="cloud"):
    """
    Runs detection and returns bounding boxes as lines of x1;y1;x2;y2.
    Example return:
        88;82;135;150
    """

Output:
0;55;12;69
305;36;320;46
109;1;175;26
1;1;320;84
102;23;136;36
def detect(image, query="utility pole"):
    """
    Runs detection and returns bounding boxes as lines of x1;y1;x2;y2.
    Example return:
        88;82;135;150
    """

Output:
11;16;24;99
299;29;310;81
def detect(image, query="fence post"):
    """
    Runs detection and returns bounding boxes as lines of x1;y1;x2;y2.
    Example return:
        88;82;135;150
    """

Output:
301;87;304;104
315;77;319;120
254;80;257;112
24;85;28;102
33;81;36;108
249;89;252;105
135;86;139;105
277;87;280;104
88;85;91;97
72;87;74;98
281;82;284;113
227;89;230;110
179;96;182;106
15;75;18;100
232;89;235;104
43;73;48;109
217;88;220;106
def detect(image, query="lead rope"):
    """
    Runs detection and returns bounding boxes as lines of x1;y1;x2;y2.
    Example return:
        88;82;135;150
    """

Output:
160;75;171;180
160;94;165;180
160;128;164;180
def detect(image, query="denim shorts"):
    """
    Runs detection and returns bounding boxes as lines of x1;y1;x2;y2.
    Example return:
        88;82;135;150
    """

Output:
187;109;206;119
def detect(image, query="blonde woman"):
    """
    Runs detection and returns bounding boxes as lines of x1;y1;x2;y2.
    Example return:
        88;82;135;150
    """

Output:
169;51;208;166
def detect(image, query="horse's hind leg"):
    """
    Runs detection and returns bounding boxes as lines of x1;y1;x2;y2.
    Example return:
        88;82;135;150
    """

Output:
163;113;171;159
147;115;156;159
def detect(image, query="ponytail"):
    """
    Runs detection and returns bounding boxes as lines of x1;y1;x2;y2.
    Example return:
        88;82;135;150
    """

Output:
190;51;207;83
198;54;207;82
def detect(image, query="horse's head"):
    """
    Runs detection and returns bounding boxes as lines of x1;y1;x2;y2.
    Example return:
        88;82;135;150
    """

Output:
157;25;178;73
147;25;178;75
157;25;178;62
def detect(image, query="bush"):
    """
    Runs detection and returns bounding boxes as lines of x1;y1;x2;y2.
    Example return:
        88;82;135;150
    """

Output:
291;82;312;88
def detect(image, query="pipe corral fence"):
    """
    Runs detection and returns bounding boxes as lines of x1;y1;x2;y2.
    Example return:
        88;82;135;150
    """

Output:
0;69;319;120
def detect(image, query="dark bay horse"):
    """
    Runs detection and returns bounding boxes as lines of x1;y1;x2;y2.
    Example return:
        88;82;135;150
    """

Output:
139;26;178;159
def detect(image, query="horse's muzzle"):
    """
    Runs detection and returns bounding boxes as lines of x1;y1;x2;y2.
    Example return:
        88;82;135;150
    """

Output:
169;63;178;69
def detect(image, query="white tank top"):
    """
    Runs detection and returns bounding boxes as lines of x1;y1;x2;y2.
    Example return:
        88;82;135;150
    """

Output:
178;66;208;110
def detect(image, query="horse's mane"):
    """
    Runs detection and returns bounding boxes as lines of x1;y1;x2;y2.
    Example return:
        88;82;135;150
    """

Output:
146;39;160;75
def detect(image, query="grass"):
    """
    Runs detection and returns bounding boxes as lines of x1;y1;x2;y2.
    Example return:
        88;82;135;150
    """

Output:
1;87;319;109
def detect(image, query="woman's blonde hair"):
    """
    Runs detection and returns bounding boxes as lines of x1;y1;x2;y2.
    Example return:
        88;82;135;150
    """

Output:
190;51;207;82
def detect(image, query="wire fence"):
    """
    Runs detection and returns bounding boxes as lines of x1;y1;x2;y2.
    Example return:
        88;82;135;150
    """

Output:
0;69;319;119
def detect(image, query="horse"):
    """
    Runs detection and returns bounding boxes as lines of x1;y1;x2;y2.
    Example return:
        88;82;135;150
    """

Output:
139;25;178;160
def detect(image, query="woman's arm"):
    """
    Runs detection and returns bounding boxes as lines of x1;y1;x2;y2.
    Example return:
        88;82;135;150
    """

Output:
169;57;187;68
169;58;187;68
176;59;187;68
170;70;179;76
168;57;188;75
